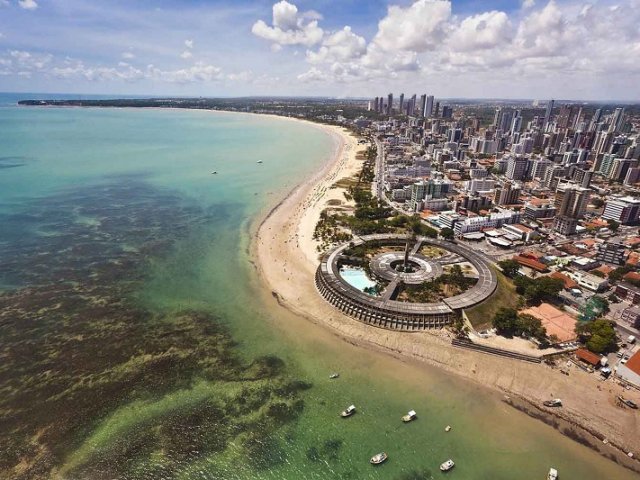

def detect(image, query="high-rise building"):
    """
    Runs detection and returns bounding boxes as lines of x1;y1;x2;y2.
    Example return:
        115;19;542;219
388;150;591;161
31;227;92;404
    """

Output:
441;106;453;119
609;107;625;134
589;108;603;132
387;93;393;115
506;156;529;181
543;99;555;130
598;153;617;177
425;95;434;118
494;182;521;205
609;158;639;182
553;182;591;235
399;93;404;114
419;94;427;118
602;197;640;225
624;167;640;186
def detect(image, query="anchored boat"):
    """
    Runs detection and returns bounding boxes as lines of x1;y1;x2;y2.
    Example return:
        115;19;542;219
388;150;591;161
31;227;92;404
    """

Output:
543;399;562;407
402;410;417;423
329;373;340;379
340;405;356;418
370;452;388;465
548;467;558;479
440;459;455;472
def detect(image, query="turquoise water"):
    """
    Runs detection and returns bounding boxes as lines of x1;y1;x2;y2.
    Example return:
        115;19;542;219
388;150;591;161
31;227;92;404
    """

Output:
340;267;378;292
0;98;637;479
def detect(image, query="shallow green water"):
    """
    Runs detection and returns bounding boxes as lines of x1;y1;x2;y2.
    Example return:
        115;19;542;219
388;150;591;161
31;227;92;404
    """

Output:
0;101;637;479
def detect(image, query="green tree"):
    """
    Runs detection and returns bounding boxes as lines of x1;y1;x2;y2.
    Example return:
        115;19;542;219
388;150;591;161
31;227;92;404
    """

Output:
440;227;455;240
591;198;604;208
576;319;617;354
497;259;521;278
606;219;620;232
492;308;518;337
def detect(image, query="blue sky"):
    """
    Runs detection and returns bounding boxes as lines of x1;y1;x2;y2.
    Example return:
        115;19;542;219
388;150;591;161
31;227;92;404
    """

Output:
0;0;639;100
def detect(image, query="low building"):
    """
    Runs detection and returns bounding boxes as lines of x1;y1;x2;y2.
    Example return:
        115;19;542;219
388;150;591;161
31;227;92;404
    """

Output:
550;272;578;290
520;303;577;343
503;223;539;242
615;282;640;304
620;306;640;328
575;348;601;367
566;270;609;292
596;242;628;266
513;254;548;272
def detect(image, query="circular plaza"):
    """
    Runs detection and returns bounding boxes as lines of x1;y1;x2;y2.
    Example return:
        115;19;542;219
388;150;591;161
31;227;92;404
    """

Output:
315;234;497;331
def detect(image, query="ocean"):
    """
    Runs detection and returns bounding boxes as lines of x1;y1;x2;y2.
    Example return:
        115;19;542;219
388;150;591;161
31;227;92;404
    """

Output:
0;93;635;479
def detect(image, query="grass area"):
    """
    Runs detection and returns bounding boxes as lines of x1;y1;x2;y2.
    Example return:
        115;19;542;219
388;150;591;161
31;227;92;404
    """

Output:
464;268;520;330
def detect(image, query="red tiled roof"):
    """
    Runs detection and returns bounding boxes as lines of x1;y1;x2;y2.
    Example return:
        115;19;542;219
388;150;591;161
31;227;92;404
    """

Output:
550;272;578;289
626;351;640;376
576;348;601;366
624;272;640;283
513;255;548;272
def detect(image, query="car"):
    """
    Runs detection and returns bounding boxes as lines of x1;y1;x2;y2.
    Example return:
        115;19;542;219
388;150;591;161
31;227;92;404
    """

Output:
617;352;624;358
624;354;631;360
621;358;628;365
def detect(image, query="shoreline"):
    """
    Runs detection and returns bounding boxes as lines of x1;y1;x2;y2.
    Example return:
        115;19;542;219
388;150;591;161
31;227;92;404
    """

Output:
251;117;640;473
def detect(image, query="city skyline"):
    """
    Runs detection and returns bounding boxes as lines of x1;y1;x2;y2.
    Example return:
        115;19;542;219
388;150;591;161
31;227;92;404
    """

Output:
0;0;639;100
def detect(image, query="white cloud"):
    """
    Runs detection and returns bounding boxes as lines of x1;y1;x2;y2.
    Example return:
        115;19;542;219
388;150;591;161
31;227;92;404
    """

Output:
184;39;194;49
373;0;451;52
306;26;366;64
9;50;51;70
522;0;536;8
0;0;9;7
121;51;135;60
18;0;38;10
252;1;323;47
449;11;513;52
180;50;193;59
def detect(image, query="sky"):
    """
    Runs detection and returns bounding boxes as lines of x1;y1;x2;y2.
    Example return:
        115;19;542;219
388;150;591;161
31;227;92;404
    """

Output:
0;0;639;100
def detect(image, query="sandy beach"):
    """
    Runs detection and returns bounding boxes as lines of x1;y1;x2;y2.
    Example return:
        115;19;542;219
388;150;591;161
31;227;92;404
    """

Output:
254;121;640;472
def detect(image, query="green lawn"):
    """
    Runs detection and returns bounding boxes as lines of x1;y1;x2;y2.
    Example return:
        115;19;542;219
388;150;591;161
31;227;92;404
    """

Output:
464;268;520;330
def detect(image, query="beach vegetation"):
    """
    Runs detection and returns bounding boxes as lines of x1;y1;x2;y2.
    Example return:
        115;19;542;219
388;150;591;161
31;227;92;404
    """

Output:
576;318;618;354
491;308;547;342
465;269;520;329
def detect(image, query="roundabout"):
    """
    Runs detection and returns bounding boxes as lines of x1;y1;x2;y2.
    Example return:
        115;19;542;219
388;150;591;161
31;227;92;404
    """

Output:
315;234;498;331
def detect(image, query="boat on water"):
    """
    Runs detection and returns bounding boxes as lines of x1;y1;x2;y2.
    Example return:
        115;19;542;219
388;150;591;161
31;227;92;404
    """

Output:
543;399;562;407
211;171;218;175
257;160;263;163
340;405;356;417
329;373;340;379
370;452;388;465
548;467;558;479
618;396;638;409
402;410;417;422
445;425;451;432
440;459;455;472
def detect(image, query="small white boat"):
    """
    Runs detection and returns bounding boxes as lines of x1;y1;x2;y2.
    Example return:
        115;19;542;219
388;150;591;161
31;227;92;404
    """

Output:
329;373;339;379
257;160;263;164
402;410;417;423
445;425;451;432
440;459;455;472
370;452;388;465
548;467;558;480
543;399;562;407
340;405;356;417
211;171;218;175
